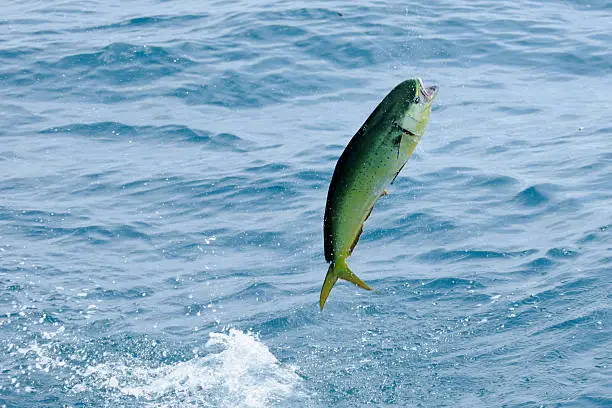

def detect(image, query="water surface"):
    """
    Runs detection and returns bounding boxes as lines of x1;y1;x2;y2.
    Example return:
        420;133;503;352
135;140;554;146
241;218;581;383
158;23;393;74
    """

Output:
1;1;611;406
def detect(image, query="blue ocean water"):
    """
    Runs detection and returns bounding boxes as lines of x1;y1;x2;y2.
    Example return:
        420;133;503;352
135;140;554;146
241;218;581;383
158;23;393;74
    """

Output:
1;0;611;406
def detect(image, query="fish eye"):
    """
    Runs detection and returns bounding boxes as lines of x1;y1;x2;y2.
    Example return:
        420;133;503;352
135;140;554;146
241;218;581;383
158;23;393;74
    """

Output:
414;96;420;104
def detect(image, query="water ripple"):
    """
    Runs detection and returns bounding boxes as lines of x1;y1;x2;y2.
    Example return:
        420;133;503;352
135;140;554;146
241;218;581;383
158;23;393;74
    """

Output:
2;0;611;406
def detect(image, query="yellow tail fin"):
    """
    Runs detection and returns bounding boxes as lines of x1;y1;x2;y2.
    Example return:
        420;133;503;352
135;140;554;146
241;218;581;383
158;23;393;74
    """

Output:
319;259;372;310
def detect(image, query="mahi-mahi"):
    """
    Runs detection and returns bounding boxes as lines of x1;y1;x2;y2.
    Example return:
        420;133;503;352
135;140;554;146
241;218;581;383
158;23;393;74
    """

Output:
321;78;438;310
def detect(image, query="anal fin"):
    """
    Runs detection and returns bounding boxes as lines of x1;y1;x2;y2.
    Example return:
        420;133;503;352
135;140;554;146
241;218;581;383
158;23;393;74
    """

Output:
348;225;363;256
348;201;377;256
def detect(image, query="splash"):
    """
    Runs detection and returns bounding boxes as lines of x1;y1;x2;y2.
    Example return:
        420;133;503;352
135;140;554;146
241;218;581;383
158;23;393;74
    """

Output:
74;329;301;408
4;326;301;408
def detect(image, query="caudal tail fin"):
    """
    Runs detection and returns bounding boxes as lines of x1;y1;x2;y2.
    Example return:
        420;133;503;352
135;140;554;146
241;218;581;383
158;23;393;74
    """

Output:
319;260;372;310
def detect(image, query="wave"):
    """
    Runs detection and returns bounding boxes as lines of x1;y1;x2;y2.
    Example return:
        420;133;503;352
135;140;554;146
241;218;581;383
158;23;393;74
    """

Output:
39;122;249;151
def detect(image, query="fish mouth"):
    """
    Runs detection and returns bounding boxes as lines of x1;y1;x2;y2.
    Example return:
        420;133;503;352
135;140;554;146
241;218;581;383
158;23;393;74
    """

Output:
418;78;438;103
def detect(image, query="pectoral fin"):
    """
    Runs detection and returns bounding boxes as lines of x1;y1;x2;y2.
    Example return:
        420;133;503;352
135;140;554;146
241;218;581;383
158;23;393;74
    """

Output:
393;134;402;160
391;162;407;185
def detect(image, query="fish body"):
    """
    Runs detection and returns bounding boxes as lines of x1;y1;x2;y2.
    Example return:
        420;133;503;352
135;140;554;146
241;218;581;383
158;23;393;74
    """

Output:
320;78;438;309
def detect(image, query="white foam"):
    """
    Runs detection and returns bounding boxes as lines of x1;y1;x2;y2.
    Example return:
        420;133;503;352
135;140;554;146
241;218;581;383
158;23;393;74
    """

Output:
73;329;301;408
5;325;301;407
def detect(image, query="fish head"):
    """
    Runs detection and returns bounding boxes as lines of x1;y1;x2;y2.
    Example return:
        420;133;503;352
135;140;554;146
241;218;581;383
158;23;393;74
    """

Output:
390;78;438;138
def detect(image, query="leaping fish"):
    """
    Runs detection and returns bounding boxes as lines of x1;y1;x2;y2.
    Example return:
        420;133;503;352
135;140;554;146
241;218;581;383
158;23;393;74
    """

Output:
320;78;438;310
